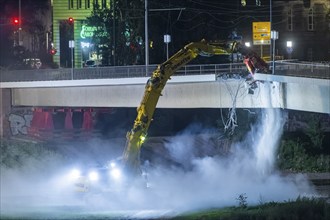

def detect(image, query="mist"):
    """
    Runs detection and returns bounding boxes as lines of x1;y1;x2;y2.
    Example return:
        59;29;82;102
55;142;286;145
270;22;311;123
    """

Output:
107;107;314;212
1;105;316;217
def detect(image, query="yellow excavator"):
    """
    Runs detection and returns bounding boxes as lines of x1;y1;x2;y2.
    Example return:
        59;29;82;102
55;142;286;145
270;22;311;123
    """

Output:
122;39;269;176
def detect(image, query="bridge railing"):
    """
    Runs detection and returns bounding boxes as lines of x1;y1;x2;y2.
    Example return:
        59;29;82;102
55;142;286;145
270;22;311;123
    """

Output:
274;61;330;78
0;63;249;82
0;61;329;82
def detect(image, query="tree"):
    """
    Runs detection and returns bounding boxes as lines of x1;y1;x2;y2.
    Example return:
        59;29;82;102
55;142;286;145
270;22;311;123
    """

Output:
304;114;324;151
86;0;144;66
0;0;51;68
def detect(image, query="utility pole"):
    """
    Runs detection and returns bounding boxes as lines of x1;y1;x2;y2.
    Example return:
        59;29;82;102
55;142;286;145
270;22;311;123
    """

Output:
145;0;149;69
270;0;272;73
112;0;116;66
144;0;185;70
18;0;22;46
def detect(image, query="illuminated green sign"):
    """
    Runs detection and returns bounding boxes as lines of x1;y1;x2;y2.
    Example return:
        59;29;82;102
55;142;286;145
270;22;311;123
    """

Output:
80;25;97;39
80;25;108;39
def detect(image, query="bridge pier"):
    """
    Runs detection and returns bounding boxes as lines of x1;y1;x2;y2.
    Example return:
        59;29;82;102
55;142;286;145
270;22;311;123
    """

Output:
0;89;12;138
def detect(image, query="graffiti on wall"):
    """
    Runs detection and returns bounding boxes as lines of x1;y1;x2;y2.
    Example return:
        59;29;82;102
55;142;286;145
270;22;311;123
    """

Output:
8;113;33;135
7;108;99;138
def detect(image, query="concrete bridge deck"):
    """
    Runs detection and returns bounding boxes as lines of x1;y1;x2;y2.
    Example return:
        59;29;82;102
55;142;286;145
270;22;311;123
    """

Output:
1;61;329;114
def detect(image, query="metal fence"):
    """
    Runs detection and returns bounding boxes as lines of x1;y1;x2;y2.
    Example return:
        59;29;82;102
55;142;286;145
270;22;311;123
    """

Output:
274;61;330;78
0;63;248;82
0;61;329;82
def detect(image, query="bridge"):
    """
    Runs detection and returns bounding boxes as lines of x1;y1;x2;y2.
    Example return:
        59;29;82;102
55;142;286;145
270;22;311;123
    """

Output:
1;61;329;110
0;61;329;138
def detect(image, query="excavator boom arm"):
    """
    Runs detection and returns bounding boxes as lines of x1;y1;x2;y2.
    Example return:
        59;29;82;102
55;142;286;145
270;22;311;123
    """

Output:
122;40;268;175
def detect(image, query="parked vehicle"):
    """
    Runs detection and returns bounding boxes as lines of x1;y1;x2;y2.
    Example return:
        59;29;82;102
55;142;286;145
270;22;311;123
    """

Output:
23;58;42;69
83;60;99;68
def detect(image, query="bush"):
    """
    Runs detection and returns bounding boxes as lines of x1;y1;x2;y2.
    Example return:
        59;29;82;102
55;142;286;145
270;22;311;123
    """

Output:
174;197;330;220
277;139;330;172
0;138;66;173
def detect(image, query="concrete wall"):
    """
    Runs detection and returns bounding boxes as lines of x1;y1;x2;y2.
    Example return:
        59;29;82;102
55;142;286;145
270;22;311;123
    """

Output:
0;89;11;137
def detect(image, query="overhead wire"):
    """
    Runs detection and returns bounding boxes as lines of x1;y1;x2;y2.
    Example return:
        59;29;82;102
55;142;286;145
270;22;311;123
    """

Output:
143;0;310;35
147;0;287;29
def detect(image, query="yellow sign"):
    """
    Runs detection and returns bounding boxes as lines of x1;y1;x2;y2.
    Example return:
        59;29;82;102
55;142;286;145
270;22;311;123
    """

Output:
253;22;271;45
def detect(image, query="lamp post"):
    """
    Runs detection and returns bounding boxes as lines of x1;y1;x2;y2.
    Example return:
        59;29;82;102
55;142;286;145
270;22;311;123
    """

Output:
271;30;278;74
69;40;74;79
145;0;149;71
18;0;22;45
164;34;171;60
269;0;272;64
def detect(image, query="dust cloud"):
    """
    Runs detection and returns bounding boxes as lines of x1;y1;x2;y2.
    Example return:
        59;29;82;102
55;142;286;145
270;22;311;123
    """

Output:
0;107;316;217
101;108;314;212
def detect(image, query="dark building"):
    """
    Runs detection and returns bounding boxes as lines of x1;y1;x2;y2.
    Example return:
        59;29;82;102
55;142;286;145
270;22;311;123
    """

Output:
273;0;330;61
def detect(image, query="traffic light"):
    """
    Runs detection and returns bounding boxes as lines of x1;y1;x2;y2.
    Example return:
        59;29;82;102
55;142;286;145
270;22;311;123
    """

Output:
12;17;19;25
68;17;74;24
50;48;57;55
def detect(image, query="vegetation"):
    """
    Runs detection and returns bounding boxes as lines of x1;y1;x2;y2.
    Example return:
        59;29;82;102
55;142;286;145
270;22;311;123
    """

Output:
216;109;329;172
0;0;55;69
0;139;65;172
277;139;330;172
277;112;329;173
85;0;144;66
236;193;248;208
172;197;330;220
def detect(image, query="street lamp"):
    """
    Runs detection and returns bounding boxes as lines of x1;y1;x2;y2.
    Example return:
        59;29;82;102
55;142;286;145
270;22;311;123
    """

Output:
244;42;251;47
286;41;292;48
286;41;293;59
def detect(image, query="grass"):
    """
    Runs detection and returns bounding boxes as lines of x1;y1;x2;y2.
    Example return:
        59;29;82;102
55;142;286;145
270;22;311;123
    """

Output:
171;197;330;220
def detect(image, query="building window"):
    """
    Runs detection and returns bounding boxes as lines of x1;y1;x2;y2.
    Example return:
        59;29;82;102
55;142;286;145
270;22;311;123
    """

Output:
308;8;314;31
101;0;106;8
77;0;82;9
93;0;99;8
69;0;74;9
85;0;90;9
287;8;293;31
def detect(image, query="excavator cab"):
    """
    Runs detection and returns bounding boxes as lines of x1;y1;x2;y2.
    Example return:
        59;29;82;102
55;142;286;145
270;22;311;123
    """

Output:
244;54;270;76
